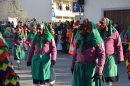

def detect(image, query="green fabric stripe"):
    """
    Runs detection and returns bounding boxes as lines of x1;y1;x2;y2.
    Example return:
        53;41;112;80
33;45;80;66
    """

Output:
4;27;12;35
0;58;10;67
4;58;10;64
0;47;8;52
0;62;3;67
7;75;14;81
0;33;8;47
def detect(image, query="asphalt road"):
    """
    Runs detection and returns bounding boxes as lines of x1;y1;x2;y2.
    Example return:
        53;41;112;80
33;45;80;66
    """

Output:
11;52;130;86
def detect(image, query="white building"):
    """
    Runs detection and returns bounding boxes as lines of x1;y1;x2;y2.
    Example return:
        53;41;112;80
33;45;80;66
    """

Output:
52;0;81;22
84;0;130;30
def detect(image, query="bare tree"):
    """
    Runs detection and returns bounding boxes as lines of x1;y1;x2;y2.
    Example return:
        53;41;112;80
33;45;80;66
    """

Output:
0;0;27;22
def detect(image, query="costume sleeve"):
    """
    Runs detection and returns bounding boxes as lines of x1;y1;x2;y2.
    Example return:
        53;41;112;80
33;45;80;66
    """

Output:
3;34;12;38
96;43;105;75
70;45;77;70
27;40;35;62
12;36;17;46
25;38;31;45
23;38;28;50
49;38;57;61
115;31;124;61
124;33;128;42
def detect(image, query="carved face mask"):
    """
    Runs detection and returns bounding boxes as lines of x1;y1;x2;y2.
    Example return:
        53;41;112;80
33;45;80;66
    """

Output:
37;24;44;36
16;27;22;35
99;18;108;31
32;26;37;33
79;19;92;37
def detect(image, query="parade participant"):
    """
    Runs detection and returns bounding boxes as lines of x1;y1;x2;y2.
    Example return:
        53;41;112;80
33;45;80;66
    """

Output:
23;25;30;60
97;17;124;86
26;24;37;51
0;33;20;86
12;25;27;70
3;21;13;52
26;24;37;74
71;19;105;86
27;23;57;86
123;26;130;80
124;26;130;42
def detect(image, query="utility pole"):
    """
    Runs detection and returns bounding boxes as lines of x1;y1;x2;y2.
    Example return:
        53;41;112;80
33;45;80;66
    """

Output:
79;5;82;23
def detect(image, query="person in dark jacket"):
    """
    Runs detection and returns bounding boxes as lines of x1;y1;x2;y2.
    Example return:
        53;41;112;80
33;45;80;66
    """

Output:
72;21;79;42
54;23;62;44
61;23;67;53
114;22;121;34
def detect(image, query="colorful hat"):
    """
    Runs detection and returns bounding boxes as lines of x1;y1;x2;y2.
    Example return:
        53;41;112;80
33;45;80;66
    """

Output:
73;22;79;29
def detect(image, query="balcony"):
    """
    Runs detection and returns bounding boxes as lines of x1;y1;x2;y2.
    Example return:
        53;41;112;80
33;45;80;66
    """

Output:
52;2;79;17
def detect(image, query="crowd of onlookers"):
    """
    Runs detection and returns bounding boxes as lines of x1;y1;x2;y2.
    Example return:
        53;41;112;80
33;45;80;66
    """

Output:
0;18;81;55
0;18;129;55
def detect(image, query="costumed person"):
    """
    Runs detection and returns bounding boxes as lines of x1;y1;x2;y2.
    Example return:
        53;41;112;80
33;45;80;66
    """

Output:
1;21;8;34
26;24;37;60
0;33;20;86
71;19;106;86
3;21;13;52
27;23;57;86
23;25;30;60
123;26;130;80
26;24;37;74
97;17;124;86
123;26;130;42
12;25;27;70
125;43;130;80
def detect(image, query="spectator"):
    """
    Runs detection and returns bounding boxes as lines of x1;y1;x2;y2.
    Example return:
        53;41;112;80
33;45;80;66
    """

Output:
65;4;69;11
61;23;67;53
66;22;73;53
54;23;62;44
59;4;62;10
114;22;121;34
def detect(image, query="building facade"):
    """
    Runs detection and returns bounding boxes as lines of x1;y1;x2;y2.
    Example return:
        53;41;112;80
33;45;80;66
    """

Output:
84;0;130;30
52;0;80;22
